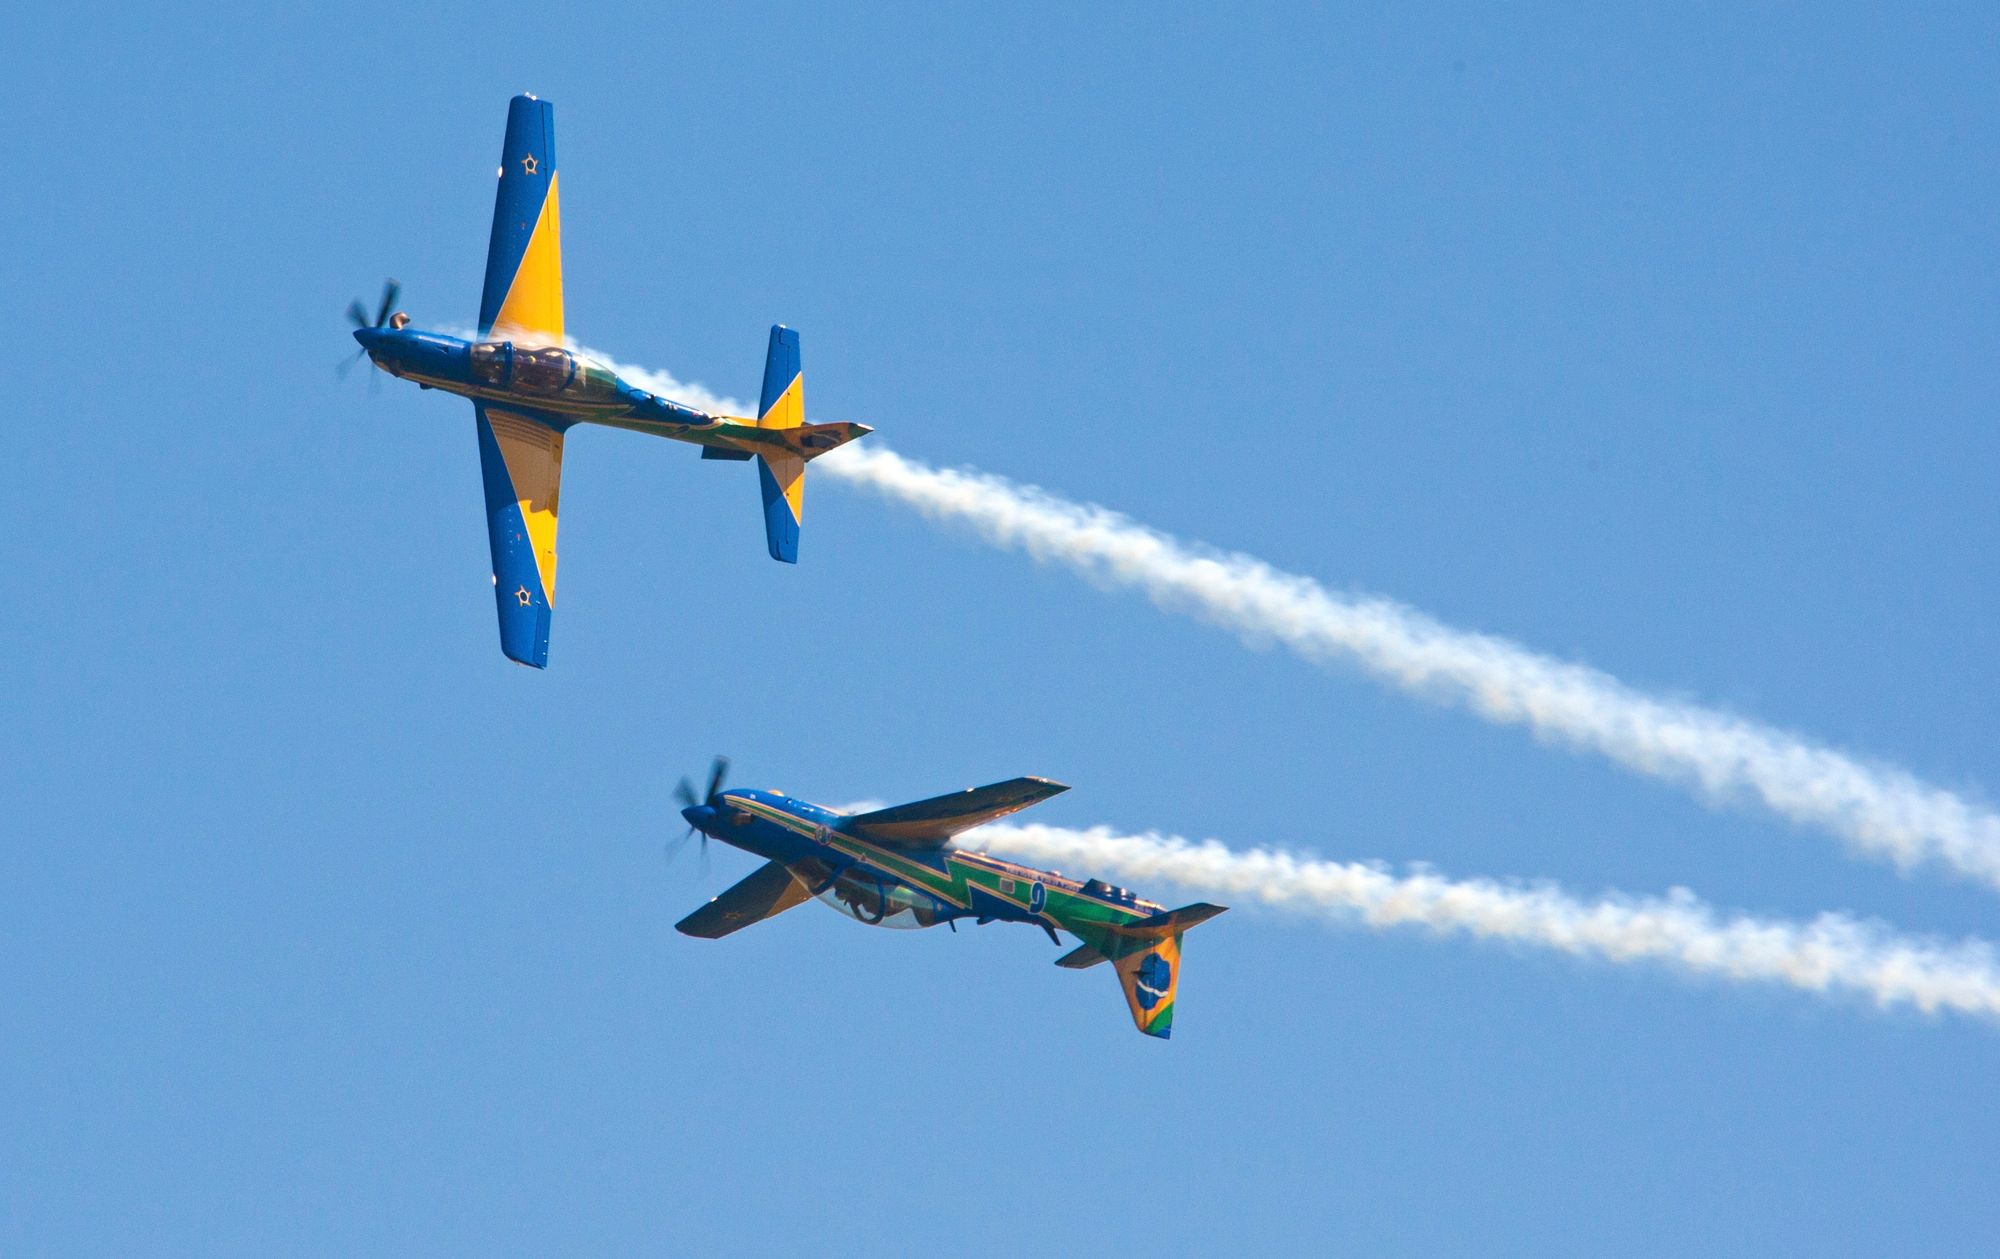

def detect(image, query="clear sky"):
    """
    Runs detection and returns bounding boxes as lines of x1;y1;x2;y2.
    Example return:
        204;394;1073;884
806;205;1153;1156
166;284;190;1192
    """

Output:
9;3;2000;1253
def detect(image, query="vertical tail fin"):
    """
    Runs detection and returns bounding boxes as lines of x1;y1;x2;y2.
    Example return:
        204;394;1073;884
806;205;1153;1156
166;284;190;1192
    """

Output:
1097;903;1227;1040
755;325;805;563
1113;935;1184;1039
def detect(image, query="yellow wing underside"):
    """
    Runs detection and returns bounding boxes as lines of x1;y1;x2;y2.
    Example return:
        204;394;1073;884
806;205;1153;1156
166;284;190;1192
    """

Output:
484;408;564;603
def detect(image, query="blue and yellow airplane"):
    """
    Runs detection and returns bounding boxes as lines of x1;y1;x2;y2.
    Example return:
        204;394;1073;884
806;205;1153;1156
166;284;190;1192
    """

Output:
349;94;869;667
672;761;1228;1039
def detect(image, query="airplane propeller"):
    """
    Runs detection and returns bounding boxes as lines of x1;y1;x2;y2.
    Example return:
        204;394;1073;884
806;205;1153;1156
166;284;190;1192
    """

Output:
348;278;403;330
668;756;731;874
338;278;404;381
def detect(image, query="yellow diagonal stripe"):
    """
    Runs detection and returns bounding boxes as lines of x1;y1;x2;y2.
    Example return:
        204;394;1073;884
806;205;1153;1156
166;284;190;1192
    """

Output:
757;372;803;431
488;410;564;603
493;174;564;345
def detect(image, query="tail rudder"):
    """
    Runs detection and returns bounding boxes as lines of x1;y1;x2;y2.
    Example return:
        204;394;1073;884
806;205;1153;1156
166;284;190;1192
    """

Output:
1098;903;1227;1040
1114;935;1184;1039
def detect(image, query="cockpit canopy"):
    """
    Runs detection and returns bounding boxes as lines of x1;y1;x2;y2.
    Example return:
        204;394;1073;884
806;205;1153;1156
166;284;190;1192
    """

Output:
817;870;950;929
1082;878;1140;906
468;340;622;402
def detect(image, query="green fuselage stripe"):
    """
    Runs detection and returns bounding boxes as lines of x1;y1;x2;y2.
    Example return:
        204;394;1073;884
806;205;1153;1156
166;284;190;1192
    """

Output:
722;796;1157;942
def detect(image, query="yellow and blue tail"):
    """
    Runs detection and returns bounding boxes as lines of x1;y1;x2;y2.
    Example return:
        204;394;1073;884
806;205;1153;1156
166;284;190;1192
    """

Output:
703;325;869;562
754;326;807;563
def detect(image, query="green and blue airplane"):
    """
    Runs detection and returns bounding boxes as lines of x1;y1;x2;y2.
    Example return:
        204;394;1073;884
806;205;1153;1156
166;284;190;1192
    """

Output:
673;762;1228;1039
349;94;869;668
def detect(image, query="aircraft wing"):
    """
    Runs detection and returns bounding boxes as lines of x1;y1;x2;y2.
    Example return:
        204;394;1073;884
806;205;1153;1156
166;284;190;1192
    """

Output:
480;95;563;343
474;404;564;668
676;860;817;939
847;777;1069;849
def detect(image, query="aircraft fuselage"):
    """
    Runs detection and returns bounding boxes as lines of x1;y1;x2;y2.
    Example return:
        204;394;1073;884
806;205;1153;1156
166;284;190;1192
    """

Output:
354;325;719;438
683;789;1165;934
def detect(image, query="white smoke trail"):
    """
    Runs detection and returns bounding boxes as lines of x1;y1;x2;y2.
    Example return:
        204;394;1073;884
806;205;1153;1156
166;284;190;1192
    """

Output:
970;822;2000;1022
576;346;752;418
811;442;2000;892
571;345;2000;890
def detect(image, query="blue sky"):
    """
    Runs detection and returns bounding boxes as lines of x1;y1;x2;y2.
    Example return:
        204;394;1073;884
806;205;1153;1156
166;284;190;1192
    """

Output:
9;3;2000;1253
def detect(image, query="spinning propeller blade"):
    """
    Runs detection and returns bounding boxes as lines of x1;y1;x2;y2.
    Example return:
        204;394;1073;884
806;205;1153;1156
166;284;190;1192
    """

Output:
667;756;734;872
342;279;405;386
345;279;403;332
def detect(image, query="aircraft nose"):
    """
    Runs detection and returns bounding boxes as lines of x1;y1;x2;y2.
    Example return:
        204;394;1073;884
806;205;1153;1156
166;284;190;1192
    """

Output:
351;327;376;348
681;805;713;831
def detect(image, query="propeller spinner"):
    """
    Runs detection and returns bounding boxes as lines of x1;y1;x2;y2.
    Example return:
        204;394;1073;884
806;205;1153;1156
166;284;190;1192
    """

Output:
670;756;733;869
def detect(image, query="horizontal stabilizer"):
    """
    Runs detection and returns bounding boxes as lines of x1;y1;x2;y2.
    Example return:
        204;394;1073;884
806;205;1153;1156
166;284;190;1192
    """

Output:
847;777;1070;849
1102;902;1229;941
707;326;873;565
676;860;814;939
759;452;804;563
1055;943;1108;970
